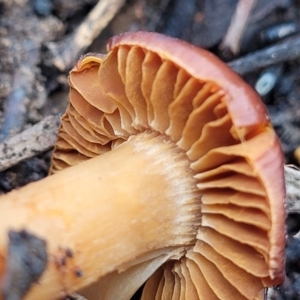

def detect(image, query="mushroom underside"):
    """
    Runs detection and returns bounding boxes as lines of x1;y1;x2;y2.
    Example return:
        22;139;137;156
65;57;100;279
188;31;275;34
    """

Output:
52;38;284;300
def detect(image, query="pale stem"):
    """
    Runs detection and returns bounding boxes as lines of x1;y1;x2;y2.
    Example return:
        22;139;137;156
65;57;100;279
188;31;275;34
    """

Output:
0;133;200;300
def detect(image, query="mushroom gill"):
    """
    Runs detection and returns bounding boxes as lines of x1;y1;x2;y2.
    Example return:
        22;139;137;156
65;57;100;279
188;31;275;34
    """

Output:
50;32;285;300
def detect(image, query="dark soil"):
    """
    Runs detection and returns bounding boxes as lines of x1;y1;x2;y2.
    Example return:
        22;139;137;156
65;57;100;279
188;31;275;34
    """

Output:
1;0;300;299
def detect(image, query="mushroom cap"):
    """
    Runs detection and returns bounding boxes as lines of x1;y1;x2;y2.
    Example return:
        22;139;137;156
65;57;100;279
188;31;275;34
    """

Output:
51;32;285;299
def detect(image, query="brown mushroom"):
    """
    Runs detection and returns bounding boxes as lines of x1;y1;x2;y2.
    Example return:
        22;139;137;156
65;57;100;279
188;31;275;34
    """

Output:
0;32;285;300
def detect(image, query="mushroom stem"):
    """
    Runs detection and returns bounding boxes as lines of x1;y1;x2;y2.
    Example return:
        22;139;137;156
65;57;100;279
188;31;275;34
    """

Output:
0;132;201;300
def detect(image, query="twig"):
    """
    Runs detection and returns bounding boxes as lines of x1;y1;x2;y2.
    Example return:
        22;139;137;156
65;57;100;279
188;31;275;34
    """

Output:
220;0;257;55
0;115;60;172
45;0;126;72
284;165;300;214
228;35;300;75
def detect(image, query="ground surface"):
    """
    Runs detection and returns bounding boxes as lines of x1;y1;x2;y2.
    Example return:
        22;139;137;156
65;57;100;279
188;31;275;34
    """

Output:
0;0;300;299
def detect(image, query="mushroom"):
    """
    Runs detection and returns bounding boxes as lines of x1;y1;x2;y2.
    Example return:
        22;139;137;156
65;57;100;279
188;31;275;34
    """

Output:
0;32;285;300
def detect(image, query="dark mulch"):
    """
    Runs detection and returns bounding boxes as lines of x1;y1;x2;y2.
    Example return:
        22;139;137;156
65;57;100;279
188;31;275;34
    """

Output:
1;0;300;299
